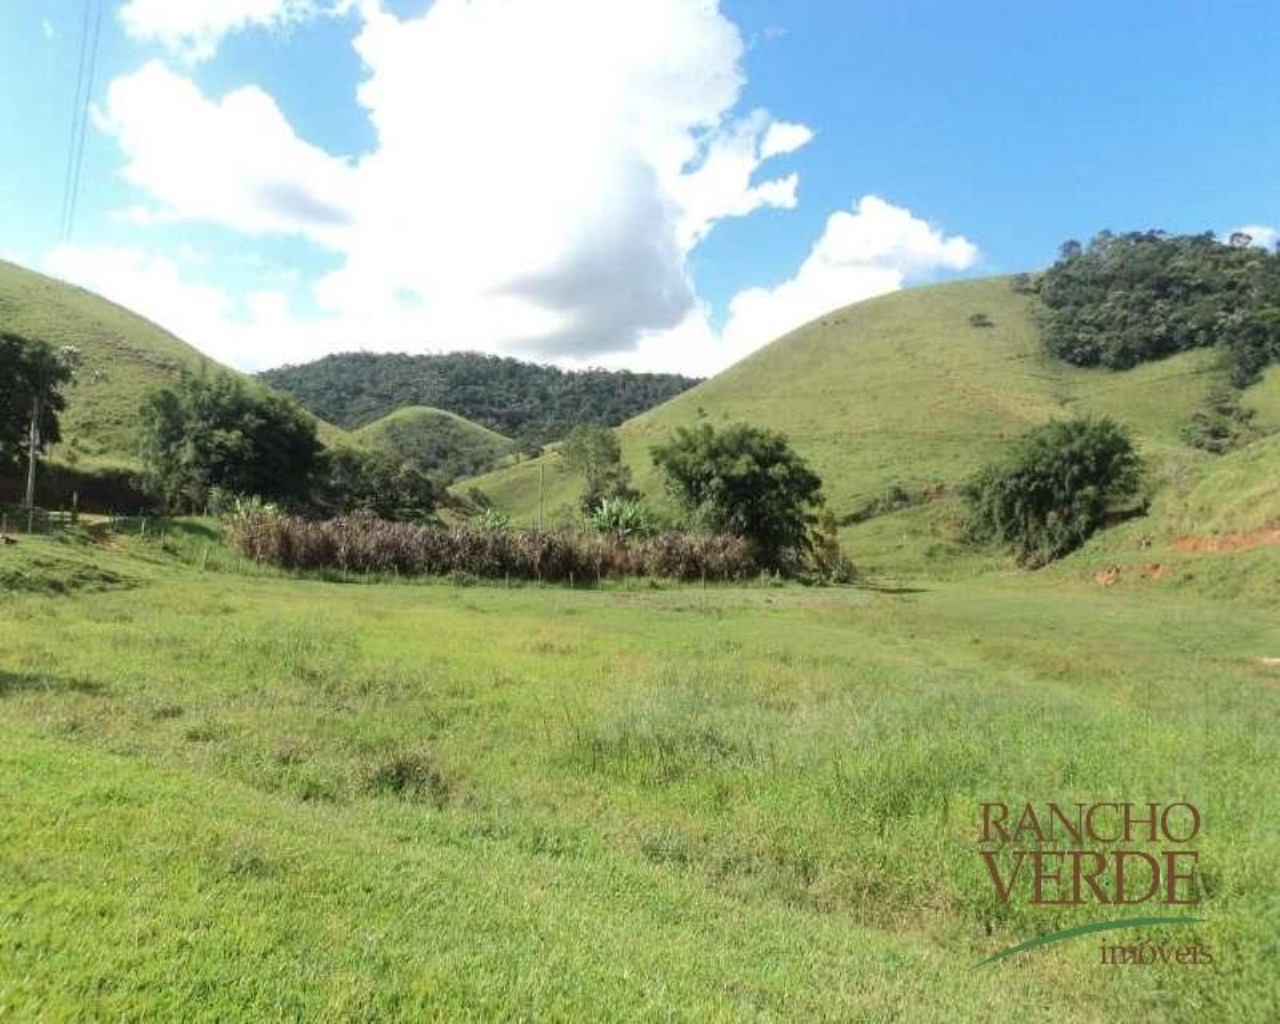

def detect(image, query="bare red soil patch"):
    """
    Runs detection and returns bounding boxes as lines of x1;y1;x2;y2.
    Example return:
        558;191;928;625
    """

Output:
1174;525;1280;553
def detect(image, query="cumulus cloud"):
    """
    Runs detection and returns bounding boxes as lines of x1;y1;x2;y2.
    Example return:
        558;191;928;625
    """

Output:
98;61;356;246
607;195;980;376
671;110;809;251
717;195;977;357
42;243;348;370
96;0;814;360
119;0;324;62
74;2;981;377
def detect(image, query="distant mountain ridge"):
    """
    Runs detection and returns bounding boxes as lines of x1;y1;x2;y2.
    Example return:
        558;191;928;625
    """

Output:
259;351;700;444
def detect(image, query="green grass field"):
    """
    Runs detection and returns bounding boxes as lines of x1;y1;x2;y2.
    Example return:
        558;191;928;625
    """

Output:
1;528;1276;1021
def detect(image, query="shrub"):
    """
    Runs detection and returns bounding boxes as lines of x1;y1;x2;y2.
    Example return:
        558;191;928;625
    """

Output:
139;367;321;512
1180;383;1257;454
963;416;1142;567
315;446;437;522
805;510;856;584
586;497;655;538
225;513;758;583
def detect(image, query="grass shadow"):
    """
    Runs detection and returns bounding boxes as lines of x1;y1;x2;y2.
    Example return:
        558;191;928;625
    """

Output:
856;581;931;595
0;670;107;698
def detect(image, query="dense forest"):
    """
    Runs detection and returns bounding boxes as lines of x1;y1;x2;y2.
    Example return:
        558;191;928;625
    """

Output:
1032;229;1280;384
259;352;700;445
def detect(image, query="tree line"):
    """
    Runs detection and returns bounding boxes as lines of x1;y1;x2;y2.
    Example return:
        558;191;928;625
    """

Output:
1034;229;1280;379
138;367;439;521
1029;230;1280;452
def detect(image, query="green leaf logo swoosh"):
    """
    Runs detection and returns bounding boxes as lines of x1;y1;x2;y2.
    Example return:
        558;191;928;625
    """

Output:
975;915;1205;967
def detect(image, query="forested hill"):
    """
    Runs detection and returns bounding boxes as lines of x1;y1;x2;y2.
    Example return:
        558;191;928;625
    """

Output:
259;352;700;444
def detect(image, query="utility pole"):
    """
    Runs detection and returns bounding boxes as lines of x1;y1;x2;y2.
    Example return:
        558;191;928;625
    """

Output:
25;394;40;533
538;461;545;529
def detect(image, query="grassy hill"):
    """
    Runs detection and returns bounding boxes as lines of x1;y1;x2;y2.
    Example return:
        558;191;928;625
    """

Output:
0;260;352;474
466;276;1280;572
354;406;517;481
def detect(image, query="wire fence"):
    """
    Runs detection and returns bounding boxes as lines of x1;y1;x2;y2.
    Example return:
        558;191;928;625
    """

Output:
0;504;79;536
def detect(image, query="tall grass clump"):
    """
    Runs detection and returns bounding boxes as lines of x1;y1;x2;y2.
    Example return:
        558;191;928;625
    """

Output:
225;510;756;582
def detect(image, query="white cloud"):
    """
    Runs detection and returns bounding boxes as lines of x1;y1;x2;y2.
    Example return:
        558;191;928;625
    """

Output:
760;121;813;160
98;61;356;246
96;0;814;361
1230;224;1278;250
119;0;322;62
39;244;338;369
82;3;980;379
603;196;980;376
44;244;236;354
720;195;979;367
42;19;55;41
671;109;807;251
36;194;977;378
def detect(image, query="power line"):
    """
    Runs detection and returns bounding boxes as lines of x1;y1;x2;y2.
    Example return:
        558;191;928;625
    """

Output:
58;0;93;241
60;0;104;243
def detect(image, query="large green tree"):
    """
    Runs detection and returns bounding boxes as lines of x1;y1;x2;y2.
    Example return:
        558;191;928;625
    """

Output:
139;368;321;511
963;416;1142;567
651;422;824;569
0;334;78;508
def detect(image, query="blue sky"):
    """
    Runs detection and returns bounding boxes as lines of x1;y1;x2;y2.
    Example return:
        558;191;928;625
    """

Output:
1;1;1276;375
